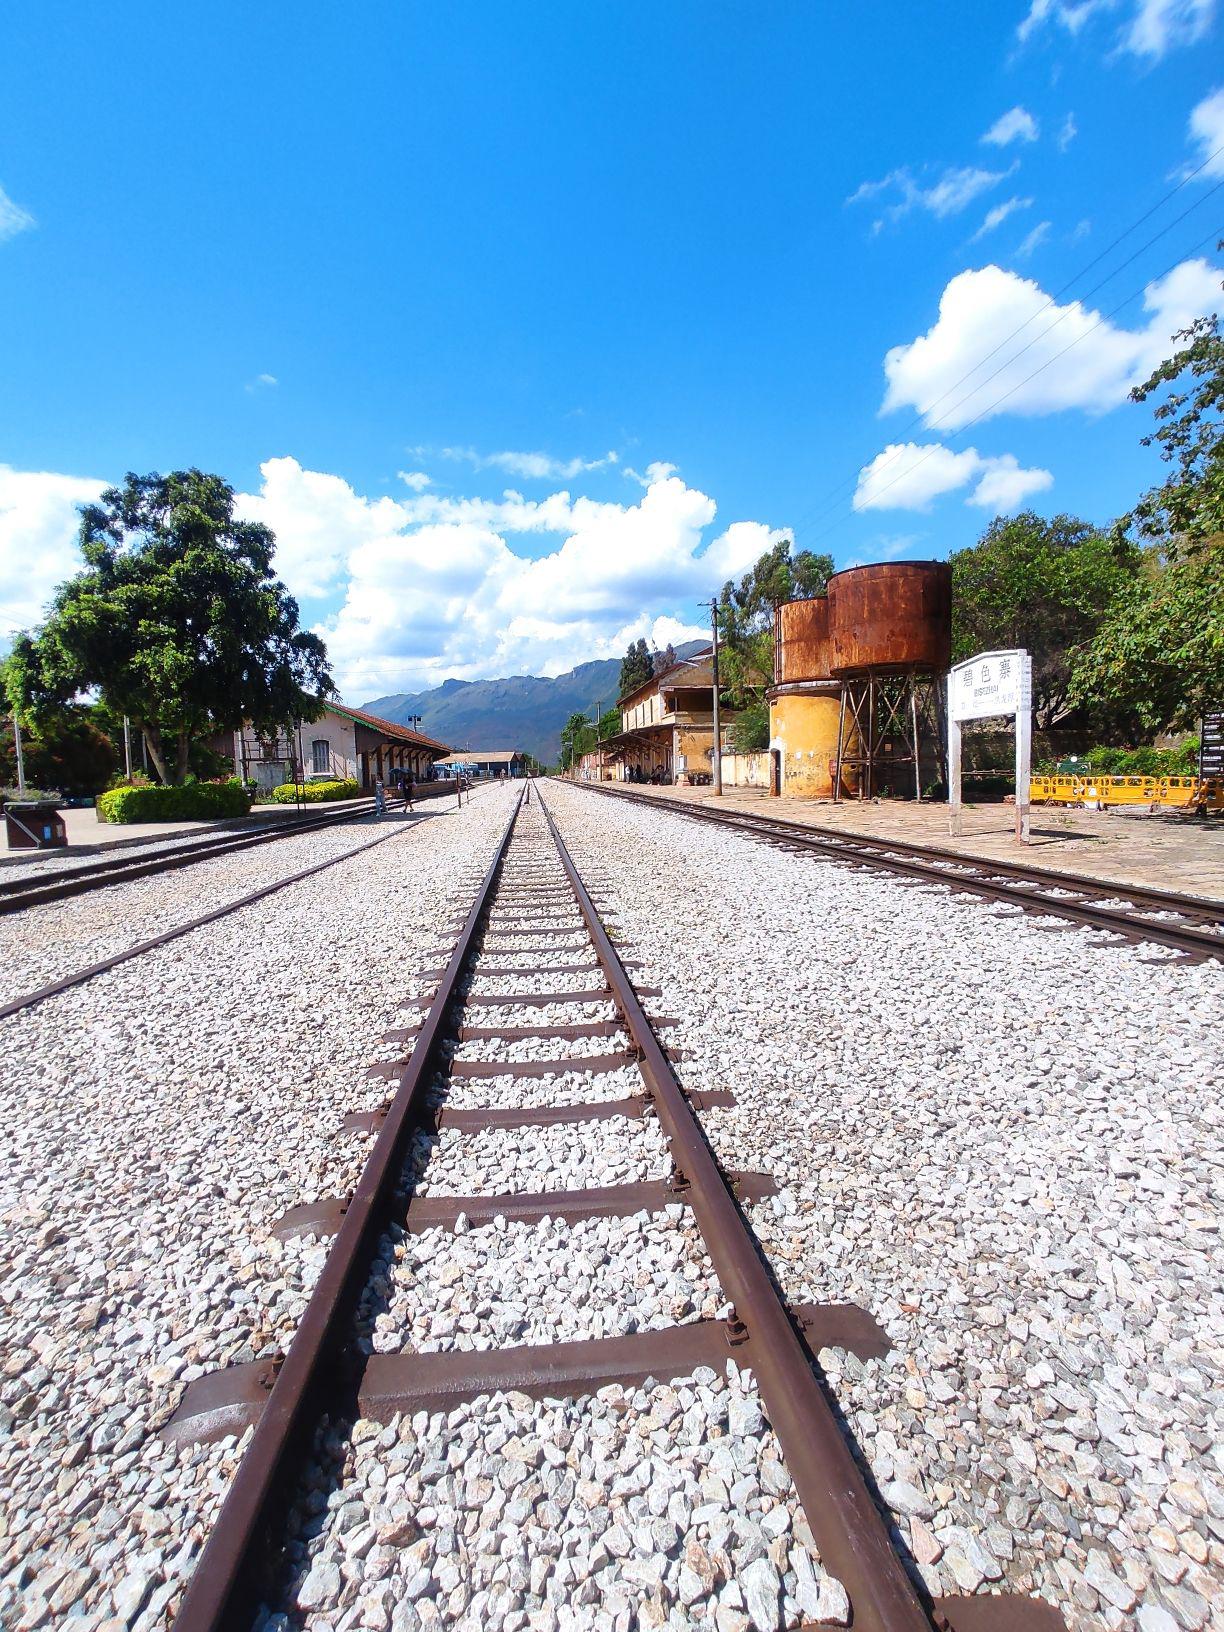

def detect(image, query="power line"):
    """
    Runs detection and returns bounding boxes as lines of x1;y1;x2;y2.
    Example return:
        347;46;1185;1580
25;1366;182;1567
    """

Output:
802;220;1223;547
786;141;1224;546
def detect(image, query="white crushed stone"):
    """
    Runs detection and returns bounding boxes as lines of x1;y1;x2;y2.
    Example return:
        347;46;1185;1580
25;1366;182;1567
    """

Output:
543;780;1224;1632
0;785;520;1627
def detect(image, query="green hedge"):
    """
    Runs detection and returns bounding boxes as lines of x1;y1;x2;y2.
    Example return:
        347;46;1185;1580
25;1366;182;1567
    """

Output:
96;780;253;824
266;778;360;804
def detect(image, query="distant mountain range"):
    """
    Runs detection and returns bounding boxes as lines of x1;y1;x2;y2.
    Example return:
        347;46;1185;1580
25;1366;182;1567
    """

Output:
363;641;705;765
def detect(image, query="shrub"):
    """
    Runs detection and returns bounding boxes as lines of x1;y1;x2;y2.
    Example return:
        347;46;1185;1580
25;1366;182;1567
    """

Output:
1;786;59;806
96;779;253;823
266;778;360;804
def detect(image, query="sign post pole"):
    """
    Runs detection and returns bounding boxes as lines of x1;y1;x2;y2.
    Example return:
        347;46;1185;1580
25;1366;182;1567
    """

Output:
947;713;963;837
1015;652;1032;845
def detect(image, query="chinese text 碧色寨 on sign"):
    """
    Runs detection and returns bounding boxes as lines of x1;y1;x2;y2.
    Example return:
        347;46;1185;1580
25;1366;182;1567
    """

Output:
949;651;1031;723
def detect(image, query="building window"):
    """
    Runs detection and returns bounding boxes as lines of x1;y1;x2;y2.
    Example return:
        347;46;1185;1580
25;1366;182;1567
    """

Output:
311;739;330;774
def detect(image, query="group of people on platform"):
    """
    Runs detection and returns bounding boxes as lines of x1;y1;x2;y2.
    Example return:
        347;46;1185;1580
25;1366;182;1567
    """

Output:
625;765;669;785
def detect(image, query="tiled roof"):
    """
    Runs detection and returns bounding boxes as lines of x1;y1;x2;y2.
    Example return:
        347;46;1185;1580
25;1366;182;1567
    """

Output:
445;750;522;764
326;700;449;752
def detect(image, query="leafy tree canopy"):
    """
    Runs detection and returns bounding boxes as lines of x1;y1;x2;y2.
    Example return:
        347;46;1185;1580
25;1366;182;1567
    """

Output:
5;469;333;785
950;511;1139;729
1126;296;1223;548
0;704;119;796
1070;535;1223;732
559;706;619;770
717;539;834;705
619;638;653;697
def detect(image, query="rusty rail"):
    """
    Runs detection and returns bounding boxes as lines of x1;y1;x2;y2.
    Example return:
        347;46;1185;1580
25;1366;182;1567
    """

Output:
0;797;385;914
573;783;1223;961
169;789;525;1629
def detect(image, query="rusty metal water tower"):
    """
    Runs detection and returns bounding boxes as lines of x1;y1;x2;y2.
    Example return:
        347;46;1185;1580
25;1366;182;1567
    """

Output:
826;561;952;801
768;596;854;798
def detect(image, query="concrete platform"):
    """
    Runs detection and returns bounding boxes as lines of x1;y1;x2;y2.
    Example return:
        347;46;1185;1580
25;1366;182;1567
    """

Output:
579;781;1224;903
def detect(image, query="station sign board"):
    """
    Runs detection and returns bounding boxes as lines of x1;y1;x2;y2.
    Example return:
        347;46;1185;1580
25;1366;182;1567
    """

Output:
947;649;1033;844
950;650;1031;723
1201;710;1223;779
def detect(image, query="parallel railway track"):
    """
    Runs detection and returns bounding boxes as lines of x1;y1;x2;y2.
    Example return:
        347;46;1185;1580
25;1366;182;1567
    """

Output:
0;796;382;915
574;784;1224;963
162;782;1063;1632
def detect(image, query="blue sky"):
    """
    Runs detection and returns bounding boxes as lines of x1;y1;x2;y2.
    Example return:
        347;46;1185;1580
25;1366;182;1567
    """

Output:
1;1;1221;701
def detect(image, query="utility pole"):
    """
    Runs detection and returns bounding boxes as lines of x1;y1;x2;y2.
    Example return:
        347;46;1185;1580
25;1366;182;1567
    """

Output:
595;699;604;782
708;599;723;797
12;711;27;796
123;716;133;778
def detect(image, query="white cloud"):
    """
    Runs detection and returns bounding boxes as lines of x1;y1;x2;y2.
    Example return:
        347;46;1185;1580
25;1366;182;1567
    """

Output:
624;460;679;488
398;470;432;492
0;185;35;242
881;256;1223;429
1017;220;1053;257
972;197;1033;240
235;458;781;698
853;443;1052;513
244;372;278;393
982;107;1039;146
1188;85;1224;176
437;446;619;480
1017;0;1114;45
1123;0;1214;56
0;466;106;636
1057;113;1079;151
848;163;1016;231
1016;0;1215;54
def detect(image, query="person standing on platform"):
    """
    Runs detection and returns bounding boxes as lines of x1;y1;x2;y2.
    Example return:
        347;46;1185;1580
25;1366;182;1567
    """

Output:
374;775;386;817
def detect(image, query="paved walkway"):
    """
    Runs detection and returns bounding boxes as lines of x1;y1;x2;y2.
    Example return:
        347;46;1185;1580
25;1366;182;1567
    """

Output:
579;781;1224;902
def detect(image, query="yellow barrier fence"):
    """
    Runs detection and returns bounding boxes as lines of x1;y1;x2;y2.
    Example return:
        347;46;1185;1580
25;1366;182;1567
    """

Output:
1030;773;1224;811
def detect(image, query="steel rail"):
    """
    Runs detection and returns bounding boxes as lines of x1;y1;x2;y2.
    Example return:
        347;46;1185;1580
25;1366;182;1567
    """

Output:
170;789;525;1632
534;785;938;1632
0;798;383;914
0;815;424;1025
574;784;1223;960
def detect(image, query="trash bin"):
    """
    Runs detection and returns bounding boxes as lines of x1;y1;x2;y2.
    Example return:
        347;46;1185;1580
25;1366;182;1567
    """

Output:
4;801;68;849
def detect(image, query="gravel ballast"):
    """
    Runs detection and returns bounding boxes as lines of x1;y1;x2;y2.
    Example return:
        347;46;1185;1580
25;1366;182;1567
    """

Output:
0;786;518;1628
542;781;1224;1632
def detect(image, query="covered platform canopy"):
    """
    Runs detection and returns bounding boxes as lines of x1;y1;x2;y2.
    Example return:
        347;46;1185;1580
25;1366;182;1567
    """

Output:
327;702;451;790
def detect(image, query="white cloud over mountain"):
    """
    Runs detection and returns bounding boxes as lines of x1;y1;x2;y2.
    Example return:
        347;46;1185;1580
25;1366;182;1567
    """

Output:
236;459;780;698
0;456;777;697
882;256;1222;429
853;443;1052;512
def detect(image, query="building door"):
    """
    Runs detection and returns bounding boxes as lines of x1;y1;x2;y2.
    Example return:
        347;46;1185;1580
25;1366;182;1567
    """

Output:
771;749;782;797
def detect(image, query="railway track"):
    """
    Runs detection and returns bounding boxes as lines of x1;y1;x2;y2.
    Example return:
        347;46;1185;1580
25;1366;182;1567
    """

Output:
0;806;422;1022
162;781;1063;1632
0;796;383;915
573;784;1224;963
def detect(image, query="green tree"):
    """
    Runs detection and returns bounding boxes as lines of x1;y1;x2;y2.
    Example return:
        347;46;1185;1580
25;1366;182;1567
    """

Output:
0;703;119;795
717;539;834;705
619;638;653;697
5;470;333;785
559;711;593;770
1126;300;1223;547
1069;537;1223;731
950;512;1139;729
